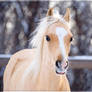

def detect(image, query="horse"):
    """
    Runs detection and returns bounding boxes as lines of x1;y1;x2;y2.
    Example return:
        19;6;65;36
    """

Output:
3;8;73;91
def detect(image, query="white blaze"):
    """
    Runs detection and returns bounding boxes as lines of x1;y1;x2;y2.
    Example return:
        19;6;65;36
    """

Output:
56;27;68;60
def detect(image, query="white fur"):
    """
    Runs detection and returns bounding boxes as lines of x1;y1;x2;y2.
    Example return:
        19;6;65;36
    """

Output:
56;27;68;60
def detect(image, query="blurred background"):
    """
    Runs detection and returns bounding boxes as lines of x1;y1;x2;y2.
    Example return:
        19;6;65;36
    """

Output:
0;1;92;91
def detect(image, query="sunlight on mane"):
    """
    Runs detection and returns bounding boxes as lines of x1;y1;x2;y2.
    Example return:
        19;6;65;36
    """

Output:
30;12;69;48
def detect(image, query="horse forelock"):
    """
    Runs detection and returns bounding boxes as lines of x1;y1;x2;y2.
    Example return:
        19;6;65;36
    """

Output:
29;15;69;49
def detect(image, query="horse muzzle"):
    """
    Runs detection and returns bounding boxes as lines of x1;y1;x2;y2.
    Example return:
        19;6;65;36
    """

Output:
55;60;69;75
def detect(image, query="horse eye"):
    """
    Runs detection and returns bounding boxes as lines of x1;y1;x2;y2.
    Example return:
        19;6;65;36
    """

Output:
70;37;73;42
46;35;50;41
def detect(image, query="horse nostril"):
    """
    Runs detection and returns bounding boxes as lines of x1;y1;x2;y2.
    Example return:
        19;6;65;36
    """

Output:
64;61;68;69
55;60;61;68
56;61;58;67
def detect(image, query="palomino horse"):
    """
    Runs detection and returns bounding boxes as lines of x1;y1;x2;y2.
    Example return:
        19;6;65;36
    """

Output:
3;8;73;91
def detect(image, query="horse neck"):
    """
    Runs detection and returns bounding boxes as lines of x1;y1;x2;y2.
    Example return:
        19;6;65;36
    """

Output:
37;45;62;87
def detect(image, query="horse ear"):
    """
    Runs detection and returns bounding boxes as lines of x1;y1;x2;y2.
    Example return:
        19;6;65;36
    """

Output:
64;8;70;22
46;8;53;16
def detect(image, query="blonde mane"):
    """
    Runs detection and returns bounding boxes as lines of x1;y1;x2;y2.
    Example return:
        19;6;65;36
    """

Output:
30;13;69;48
